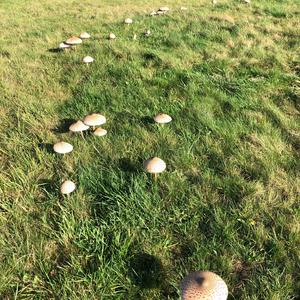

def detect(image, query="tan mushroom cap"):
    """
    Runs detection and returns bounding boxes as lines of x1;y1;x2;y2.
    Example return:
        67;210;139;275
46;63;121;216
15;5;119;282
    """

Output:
65;36;82;45
83;113;106;127
181;271;228;300
60;180;76;195
109;33;116;39
124;18;133;24
69;120;89;132
53;142;73;154
154;113;172;124
143;157;166;174
80;32;90;39
83;56;94;63
159;6;170;11
93;128;107;137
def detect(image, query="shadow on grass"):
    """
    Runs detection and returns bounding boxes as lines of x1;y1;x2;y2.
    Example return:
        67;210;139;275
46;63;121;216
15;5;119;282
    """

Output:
38;142;53;154
128;252;164;289
51;118;76;134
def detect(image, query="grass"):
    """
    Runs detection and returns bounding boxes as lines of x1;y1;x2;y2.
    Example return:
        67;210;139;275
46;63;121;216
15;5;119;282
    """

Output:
0;0;299;299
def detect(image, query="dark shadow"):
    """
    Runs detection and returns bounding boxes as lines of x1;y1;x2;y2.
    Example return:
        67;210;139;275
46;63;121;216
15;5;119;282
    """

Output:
128;253;164;289
140;116;154;125
38;143;54;154
48;48;62;53
51;118;76;134
38;178;57;195
118;158;138;173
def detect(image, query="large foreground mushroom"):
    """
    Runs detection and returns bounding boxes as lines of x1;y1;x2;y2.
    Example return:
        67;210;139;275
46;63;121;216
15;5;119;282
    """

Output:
53;142;73;154
144;157;166;180
65;37;82;49
83;113;106;130
181;271;228;300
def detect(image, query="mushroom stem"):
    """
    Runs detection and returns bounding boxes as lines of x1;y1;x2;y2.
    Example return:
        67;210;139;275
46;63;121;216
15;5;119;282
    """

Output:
92;126;95;131
153;173;157;181
80;131;84;139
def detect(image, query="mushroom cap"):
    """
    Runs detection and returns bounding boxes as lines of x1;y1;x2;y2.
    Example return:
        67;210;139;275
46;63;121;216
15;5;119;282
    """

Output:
59;42;71;49
60;180;76;195
181;271;228;300
181;6;188;10
83;113;106;126
65;36;82;45
53;142;73;154
143;157;166;174
154;113;172;124
124;18;133;24
69;120;89;132
144;29;151;36
83;56;94;63
80;32;90;39
109;32;116;39
159;6;170;11
150;11;157;16
93;128;107;137
157;10;165;15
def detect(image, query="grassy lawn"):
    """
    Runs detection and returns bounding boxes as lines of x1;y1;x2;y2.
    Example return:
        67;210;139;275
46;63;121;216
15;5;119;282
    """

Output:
0;0;299;299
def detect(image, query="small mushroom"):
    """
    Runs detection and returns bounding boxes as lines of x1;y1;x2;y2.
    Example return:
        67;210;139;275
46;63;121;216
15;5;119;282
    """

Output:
79;32;91;39
158;6;170;12
143;157;166;180
93;128;107;137
181;271;228;300
144;29;151;37
65;37;82;49
212;0;218;5
59;42;71;51
124;18;133;24
60;180;76;196
53;142;73;154
69;120;89;137
244;0;251;3
150;11;157;16
154;113;172;124
109;33;116;40
180;6;187;10
83;56;94;65
83;113;106;130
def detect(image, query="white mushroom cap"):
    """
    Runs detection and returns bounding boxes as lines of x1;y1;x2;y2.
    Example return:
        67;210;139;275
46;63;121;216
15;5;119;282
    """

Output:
144;30;151;36
83;113;106;126
156;10;165;15
59;42;71;49
65;36;82;45
93;128;107;137
154;113;172;124
181;271;228;300
79;32;91;39
83;56;94;63
60;180;76;195
69;120;89;132
124;18;133;24
143;157;166;174
159;6;170;11
53;142;73;154
181;6;188;10
109;33;116;39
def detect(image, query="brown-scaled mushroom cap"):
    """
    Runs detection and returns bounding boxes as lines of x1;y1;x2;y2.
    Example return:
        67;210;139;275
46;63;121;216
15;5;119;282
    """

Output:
65;36;82;45
53;142;73;154
79;32;90;39
143;157;166;174
154;113;172;124
69;120;89;132
93;128;107;137
83;113;106;127
181;271;228;300
60;180;76;195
